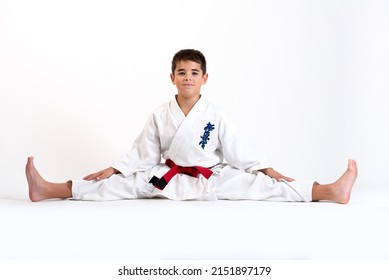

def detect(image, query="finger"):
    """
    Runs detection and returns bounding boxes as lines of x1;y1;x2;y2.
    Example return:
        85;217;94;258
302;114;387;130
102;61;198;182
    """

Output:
83;173;96;180
282;175;295;182
96;173;106;181
84;171;103;181
96;170;113;181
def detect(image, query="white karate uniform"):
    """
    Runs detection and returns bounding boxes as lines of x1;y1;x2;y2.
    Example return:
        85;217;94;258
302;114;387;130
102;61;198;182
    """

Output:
72;96;313;202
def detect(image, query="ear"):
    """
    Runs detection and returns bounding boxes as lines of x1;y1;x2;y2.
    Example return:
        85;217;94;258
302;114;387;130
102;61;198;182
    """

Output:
202;73;208;85
170;73;176;84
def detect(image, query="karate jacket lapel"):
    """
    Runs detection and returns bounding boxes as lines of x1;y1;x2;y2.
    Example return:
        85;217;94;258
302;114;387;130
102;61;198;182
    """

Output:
168;95;207;162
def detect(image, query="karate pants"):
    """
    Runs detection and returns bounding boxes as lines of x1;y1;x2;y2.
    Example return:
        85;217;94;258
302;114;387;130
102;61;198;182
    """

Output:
71;164;313;202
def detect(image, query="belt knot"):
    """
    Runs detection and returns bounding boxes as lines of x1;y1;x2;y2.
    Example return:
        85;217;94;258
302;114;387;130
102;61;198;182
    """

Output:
149;159;213;190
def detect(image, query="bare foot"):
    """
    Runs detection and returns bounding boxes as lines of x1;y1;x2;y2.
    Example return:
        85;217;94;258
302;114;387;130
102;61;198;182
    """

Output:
25;157;50;202
26;157;73;201
332;159;358;204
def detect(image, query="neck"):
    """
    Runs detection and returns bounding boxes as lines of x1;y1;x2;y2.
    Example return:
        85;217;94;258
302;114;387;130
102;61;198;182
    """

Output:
176;94;201;116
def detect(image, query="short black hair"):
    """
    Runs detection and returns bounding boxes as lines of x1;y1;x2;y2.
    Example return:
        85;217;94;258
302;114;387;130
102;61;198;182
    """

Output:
171;49;207;74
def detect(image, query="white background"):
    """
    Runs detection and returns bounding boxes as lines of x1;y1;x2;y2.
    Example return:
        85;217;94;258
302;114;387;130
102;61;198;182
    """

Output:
0;0;388;200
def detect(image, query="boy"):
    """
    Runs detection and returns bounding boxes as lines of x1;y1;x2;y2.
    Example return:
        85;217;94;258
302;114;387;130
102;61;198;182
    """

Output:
26;49;357;203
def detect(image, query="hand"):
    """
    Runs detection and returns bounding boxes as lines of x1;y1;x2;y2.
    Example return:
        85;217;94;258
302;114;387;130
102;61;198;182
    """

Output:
83;167;119;181
259;168;294;182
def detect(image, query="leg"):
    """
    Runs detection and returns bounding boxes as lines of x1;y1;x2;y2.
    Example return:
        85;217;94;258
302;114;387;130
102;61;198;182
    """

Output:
25;157;72;202
71;163;161;201
214;165;313;202
312;159;358;204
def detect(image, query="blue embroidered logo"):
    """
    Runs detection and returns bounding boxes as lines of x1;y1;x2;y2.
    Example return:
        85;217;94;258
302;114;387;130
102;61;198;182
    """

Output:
199;122;215;149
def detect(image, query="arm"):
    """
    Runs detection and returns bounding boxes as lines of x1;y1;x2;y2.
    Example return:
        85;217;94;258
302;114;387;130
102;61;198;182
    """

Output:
219;112;272;172
218;110;294;180
84;112;161;181
111;112;161;177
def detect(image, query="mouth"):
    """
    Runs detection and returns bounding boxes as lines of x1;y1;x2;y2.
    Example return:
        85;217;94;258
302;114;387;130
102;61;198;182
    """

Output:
183;84;194;87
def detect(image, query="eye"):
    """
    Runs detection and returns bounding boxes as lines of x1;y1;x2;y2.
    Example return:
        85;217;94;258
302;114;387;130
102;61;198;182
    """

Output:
178;71;185;76
192;72;199;76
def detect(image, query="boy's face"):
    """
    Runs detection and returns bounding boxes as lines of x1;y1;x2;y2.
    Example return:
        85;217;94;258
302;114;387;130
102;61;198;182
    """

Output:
170;60;208;100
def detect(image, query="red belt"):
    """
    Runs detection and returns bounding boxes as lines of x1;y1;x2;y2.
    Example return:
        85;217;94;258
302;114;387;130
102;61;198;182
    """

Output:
149;159;213;190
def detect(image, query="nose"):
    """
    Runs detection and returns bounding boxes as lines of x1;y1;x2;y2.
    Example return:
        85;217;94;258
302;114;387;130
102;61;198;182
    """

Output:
185;74;192;81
